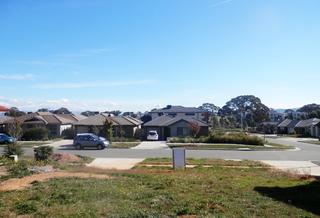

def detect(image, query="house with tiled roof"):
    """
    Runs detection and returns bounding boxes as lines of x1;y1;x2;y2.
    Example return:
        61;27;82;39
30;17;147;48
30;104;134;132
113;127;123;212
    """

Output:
73;113;142;138
143;115;209;140
277;119;300;134
295;118;320;137
1;112;86;137
149;105;208;123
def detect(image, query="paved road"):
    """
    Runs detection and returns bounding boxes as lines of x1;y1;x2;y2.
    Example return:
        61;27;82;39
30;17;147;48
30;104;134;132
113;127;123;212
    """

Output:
1;137;320;161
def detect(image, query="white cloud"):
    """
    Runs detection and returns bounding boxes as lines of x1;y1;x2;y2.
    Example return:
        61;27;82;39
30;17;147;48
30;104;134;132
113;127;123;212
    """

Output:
32;80;155;89
0;73;34;80
0;97;163;112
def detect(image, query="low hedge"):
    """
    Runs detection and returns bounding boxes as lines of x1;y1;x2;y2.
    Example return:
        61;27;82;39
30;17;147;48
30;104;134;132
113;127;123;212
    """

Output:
22;128;48;141
61;128;76;139
168;133;264;146
207;133;264;145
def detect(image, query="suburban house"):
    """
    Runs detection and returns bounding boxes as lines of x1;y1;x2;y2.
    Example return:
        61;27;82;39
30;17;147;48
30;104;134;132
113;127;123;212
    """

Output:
149;105;208;123
312;122;320;138
257;121;279;134
268;110;285;122
143;115;209;140
73;113;142;138
0;116;13;134
277;119;300;134
294;118;320;137
2;112;85;137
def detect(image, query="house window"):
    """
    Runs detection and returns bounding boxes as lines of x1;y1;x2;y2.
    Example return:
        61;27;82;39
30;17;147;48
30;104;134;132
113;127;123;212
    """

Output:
158;113;164;116
168;113;177;117
177;127;189;136
185;113;195;116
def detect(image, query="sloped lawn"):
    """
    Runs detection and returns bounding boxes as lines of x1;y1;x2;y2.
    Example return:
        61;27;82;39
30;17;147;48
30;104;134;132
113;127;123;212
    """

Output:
0;159;319;217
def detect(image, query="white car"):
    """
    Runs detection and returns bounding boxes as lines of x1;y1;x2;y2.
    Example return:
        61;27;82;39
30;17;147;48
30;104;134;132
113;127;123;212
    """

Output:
147;131;159;141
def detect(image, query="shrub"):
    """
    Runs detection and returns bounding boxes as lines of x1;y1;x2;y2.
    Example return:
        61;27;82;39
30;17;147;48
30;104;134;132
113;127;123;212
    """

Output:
61;128;75;139
168;132;264;146
8;160;32;178
22;128;48;141
208;132;264;145
14;201;38;215
3;143;24;157
34;146;53;161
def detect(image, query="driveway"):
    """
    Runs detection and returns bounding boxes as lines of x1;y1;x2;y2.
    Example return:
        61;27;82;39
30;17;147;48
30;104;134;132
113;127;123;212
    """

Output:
132;141;169;150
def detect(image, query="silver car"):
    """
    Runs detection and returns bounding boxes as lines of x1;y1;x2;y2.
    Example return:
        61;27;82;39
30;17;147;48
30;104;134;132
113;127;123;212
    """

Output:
73;133;110;150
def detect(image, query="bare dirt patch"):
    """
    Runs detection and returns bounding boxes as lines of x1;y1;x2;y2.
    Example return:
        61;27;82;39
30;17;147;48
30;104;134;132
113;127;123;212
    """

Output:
51;153;82;163
0;166;8;176
0;172;110;192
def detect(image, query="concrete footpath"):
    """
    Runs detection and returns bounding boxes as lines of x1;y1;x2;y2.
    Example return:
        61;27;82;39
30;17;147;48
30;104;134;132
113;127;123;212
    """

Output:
262;161;320;176
86;158;145;170
132;141;169;150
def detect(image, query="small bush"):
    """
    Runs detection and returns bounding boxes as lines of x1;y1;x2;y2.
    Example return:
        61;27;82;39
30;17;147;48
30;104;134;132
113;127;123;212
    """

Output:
3;142;24;157
8;160;32;178
22;128;48;141
61;128;76;139
14;201;38;215
34;146;53;161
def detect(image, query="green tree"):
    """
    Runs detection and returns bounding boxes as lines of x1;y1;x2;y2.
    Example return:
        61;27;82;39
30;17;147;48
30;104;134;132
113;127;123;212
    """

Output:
4;118;23;157
53;107;72;114
8;119;23;140
210;116;220;130
104;119;113;142
188;121;200;138
199;103;220;115
298;104;320;119
5;107;26;117
220;95;270;127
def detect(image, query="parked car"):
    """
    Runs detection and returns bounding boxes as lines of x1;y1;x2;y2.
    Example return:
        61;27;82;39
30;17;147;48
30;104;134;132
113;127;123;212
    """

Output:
0;133;16;144
73;133;110;150
147;130;159;141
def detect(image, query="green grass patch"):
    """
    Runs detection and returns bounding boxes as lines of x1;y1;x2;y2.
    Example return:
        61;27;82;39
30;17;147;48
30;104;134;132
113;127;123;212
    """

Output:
0;159;319;217
168;142;293;150
109;142;140;149
139;158;266;167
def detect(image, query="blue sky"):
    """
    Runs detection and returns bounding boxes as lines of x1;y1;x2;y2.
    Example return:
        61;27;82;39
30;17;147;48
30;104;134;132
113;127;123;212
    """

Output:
0;0;319;112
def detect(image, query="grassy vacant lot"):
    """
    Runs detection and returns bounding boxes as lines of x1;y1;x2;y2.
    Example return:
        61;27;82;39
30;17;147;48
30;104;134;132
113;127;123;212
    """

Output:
109;142;140;149
167;141;293;150
0;158;319;217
